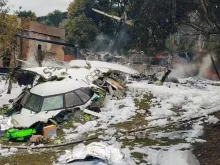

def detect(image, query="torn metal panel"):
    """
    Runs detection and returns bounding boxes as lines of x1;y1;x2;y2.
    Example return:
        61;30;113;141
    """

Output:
106;78;126;98
10;68;48;87
107;84;114;97
16;61;135;90
104;70;128;85
69;60;140;75
7;108;62;128
21;67;64;80
83;109;105;118
106;78;125;90
22;67;105;85
92;8;134;26
113;88;125;99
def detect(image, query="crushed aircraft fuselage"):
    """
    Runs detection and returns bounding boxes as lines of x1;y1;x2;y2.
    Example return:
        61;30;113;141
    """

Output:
2;60;140;142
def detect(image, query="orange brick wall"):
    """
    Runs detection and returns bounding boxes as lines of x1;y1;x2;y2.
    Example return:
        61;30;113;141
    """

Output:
29;22;65;39
18;19;66;63
64;55;75;62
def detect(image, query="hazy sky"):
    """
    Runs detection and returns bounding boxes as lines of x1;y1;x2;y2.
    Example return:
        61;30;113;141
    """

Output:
8;0;73;16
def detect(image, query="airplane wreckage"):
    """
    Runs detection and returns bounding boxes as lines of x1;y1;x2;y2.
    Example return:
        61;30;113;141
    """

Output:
0;60;144;142
0;8;180;143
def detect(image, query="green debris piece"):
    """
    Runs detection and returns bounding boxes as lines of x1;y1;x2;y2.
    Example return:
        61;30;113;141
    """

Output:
154;80;163;86
84;113;97;122
91;87;106;98
84;114;91;121
6;128;36;142
92;94;100;101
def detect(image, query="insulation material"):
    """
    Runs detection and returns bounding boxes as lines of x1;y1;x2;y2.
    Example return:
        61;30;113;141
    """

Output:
56;142;125;164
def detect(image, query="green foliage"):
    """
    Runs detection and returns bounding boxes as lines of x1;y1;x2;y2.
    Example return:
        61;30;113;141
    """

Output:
66;0;131;51
44;10;64;27
0;0;21;53
65;14;99;48
68;0;96;20
196;0;220;35
65;0;220;54
165;35;196;53
16;10;36;20
127;0;196;54
68;0;88;18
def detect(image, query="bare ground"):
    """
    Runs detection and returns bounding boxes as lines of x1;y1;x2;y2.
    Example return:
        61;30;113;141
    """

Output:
193;124;220;165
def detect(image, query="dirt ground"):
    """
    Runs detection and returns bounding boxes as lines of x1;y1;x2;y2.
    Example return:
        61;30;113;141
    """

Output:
193;124;220;165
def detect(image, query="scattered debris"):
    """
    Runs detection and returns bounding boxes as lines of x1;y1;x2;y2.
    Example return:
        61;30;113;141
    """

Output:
0;60;140;145
2;58;219;164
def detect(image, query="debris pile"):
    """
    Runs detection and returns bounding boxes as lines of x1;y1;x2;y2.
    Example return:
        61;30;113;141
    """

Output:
1;59;219;164
0;60;140;145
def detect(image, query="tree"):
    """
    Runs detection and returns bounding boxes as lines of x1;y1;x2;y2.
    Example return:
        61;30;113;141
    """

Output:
16;10;36;21
67;0;132;53
68;0;94;18
65;14;99;48
66;0;212;55
66;0;100;48
44;10;64;27
182;0;220;36
68;0;116;36
0;0;21;54
0;0;25;94
124;0;197;54
176;0;220;52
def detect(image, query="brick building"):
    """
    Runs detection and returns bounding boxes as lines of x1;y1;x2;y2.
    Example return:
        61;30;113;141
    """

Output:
0;18;75;67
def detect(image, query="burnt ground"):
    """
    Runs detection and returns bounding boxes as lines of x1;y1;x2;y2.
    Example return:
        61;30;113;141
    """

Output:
193;124;220;165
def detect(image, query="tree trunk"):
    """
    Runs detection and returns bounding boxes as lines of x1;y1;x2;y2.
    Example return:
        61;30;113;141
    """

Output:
7;79;12;94
37;60;42;67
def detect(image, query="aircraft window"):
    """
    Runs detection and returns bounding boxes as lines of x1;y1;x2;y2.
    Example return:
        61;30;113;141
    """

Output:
65;92;83;107
21;91;30;106
24;94;42;112
41;95;64;111
75;89;91;103
80;87;94;97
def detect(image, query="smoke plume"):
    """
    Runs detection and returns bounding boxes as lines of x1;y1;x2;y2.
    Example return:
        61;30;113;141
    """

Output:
170;53;213;79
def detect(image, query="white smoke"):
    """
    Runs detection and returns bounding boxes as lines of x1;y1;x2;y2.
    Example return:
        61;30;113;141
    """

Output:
198;54;212;77
23;52;68;68
170;63;198;78
22;52;39;68
170;54;213;79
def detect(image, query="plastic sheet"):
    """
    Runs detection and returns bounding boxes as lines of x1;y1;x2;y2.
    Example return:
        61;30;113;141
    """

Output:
56;142;125;164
